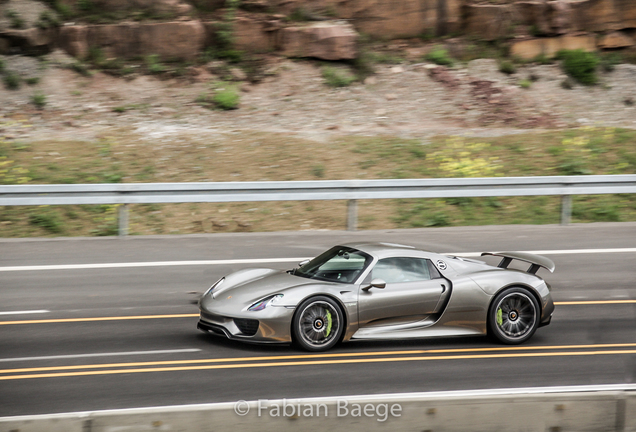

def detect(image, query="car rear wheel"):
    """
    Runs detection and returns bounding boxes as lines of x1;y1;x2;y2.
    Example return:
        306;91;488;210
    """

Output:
292;296;344;351
488;287;540;344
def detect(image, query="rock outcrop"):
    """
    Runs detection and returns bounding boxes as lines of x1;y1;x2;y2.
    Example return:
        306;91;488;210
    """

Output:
59;21;205;61
279;21;357;60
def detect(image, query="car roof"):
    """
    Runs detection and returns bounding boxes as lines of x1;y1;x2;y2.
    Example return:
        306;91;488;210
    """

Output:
341;242;437;259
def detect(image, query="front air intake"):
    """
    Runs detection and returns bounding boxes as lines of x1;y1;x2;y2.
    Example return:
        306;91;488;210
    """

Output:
234;318;259;336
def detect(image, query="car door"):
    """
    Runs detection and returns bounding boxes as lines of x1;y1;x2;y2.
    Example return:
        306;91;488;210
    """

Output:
358;256;446;327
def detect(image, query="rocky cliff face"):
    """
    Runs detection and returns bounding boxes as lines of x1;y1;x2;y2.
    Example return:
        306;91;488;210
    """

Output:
0;0;635;61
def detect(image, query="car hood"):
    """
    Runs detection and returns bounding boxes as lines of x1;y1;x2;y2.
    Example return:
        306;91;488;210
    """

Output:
210;268;318;305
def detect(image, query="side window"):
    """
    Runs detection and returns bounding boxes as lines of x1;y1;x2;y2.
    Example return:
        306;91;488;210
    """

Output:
372;257;431;284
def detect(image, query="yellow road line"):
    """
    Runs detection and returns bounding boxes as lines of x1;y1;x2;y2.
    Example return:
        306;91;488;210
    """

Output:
555;300;636;305
0;314;199;325
3;349;636;381
3;343;636;375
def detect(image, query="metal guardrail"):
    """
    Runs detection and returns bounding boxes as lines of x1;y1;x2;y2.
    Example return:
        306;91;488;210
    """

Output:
1;175;635;235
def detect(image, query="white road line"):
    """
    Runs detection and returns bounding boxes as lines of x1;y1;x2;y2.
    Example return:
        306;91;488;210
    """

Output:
1;248;636;272
0;310;50;316
0;348;201;363
0;258;312;272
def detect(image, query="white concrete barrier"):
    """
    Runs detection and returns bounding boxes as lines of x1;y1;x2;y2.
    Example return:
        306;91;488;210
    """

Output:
3;385;636;432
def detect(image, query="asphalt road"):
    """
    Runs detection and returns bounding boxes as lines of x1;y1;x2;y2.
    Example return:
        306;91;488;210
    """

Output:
1;223;636;417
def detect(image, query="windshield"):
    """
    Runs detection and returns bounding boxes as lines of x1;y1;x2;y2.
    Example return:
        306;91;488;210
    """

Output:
294;246;373;284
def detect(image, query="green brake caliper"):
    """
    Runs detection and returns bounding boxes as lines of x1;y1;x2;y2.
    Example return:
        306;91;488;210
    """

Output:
496;308;503;326
325;310;333;337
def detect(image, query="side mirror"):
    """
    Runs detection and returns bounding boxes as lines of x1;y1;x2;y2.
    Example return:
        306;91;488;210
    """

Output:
298;259;310;267
362;278;386;291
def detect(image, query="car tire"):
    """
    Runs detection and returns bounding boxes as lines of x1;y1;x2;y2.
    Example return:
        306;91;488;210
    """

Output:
488;287;540;345
292;296;344;352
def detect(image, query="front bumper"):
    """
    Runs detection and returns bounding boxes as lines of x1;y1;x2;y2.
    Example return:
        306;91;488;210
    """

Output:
198;304;295;343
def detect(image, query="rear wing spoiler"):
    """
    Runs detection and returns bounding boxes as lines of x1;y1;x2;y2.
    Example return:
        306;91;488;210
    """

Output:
481;252;555;274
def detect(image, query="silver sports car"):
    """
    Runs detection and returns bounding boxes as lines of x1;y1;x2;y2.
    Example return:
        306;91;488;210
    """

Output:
198;242;555;351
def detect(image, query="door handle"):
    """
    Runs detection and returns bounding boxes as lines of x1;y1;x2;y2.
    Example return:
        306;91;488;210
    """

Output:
440;284;446;293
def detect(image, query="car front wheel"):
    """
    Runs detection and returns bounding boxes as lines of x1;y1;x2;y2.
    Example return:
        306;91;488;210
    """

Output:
292;296;344;351
489;287;540;344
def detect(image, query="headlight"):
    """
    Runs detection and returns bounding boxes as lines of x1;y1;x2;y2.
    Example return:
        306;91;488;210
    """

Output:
248;294;284;311
204;277;225;297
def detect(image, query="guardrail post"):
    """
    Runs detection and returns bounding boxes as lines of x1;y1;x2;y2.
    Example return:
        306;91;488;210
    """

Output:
561;195;572;226
347;200;357;231
118;204;129;237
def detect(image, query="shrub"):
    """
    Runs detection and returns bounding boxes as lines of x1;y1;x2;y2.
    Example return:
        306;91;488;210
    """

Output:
31;92;47;109
69;62;92;76
425;46;454;66
499;60;516;75
25;77;40;85
213;87;239;110
54;1;75;20
558;49;599;85
519;79;532;89
321;66;356;87
36;10;60;29
146;54;166;74
5;10;25;29
3;72;21;90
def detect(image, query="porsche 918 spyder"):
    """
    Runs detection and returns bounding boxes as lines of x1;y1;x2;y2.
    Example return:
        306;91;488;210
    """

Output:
198;242;555;351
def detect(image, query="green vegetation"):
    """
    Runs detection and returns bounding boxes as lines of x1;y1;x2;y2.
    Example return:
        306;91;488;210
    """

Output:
213;85;240;110
145;54;166;74
36;10;60;29
3;72;21;90
321;66;356;87
425;46;454;66
1;125;635;236
5;9;25;29
25;77;40;85
558;49;599;85
499;60;516;75
30;92;47;109
519;79;532;89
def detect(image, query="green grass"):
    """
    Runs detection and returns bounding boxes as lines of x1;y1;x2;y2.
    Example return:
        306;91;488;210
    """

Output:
425;46;454;66
321;66;356;88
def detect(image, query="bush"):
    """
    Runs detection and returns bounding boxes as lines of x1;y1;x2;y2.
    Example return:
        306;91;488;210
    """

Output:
499;60;516;75
425;46;454;66
146;54;166;74
31;92;47;109
5;10;25;29
321;66;356;87
519;79;532;89
3;72;21;90
558;49;599;85
213;87;239;110
36;10;60;29
69;62;92;76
